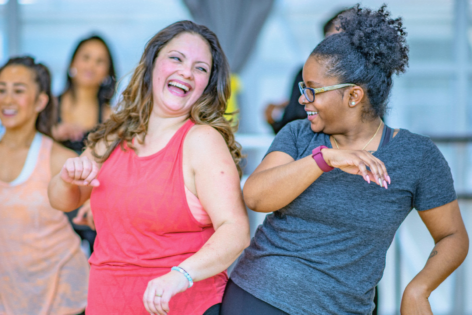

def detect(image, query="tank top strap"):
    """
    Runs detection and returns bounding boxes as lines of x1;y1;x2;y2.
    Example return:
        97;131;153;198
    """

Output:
164;119;195;156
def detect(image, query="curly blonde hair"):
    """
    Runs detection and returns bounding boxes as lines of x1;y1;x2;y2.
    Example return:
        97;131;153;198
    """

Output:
87;20;243;176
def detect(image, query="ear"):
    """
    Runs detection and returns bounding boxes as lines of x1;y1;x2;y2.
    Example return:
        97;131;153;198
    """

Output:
346;86;365;108
35;93;49;113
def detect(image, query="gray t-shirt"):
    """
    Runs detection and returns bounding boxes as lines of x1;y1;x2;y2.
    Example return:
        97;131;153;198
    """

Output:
231;119;456;315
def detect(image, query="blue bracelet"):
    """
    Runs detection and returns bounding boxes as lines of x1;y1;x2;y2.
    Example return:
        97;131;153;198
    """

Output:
171;266;194;288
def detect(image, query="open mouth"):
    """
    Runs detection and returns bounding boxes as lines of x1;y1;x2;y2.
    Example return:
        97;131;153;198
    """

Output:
306;111;318;117
1;109;17;117
168;80;191;96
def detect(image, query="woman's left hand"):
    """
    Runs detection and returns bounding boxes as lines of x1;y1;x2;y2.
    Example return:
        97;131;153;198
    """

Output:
400;286;433;315
143;270;189;315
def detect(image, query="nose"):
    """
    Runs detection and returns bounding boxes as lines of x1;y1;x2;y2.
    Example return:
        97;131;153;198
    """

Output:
178;64;194;80
298;94;308;105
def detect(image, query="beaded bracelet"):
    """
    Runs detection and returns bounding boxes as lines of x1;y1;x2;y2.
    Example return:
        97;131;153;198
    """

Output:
171;266;194;288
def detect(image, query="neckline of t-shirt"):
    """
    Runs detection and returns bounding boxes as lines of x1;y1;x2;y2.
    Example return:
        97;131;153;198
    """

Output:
323;128;404;154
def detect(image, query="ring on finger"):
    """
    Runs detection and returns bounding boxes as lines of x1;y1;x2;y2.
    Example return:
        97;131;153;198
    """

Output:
155;293;162;297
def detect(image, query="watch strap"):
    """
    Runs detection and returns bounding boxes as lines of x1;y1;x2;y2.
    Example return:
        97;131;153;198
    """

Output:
312;145;334;172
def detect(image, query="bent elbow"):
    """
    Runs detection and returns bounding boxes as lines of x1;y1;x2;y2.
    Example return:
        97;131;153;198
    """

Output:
243;194;258;211
243;182;263;211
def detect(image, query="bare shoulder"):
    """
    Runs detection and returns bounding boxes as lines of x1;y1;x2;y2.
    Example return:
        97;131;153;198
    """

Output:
185;124;232;168
50;141;78;177
186;124;227;151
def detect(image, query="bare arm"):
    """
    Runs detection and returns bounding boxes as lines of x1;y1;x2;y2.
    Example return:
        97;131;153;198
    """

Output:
244;148;390;213
143;125;250;315
179;125;250;280
401;200;469;314
243;152;322;212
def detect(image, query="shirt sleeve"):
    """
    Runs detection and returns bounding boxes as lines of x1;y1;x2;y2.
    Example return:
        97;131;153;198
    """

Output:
413;139;457;211
265;122;299;160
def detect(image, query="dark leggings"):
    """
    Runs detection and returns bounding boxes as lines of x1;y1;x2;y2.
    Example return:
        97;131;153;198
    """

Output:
203;303;221;315
221;279;289;315
79;305;220;315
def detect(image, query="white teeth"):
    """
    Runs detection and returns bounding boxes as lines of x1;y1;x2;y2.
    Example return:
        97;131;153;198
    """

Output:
307;111;318;116
2;109;17;115
168;81;189;92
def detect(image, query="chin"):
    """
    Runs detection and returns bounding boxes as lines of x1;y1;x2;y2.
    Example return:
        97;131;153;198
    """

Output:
310;123;324;134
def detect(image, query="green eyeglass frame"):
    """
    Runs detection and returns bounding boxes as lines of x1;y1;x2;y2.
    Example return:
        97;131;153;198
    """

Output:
298;82;356;103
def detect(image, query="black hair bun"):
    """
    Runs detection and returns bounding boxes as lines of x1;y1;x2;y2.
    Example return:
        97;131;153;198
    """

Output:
339;4;409;75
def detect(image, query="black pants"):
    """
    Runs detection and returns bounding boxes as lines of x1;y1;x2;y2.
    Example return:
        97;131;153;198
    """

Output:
78;305;220;315
221;279;289;315
203;303;221;315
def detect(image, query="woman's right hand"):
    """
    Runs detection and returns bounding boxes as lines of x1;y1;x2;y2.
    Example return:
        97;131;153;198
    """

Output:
321;148;390;188
60;156;100;187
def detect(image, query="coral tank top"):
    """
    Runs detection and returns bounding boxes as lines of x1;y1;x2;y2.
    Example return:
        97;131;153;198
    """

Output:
87;119;227;315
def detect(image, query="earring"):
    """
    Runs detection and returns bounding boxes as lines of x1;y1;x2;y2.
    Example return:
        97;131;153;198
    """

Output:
351;102;355;105
68;67;77;78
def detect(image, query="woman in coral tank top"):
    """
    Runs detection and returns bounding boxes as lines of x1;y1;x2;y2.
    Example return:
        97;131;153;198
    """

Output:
49;21;250;315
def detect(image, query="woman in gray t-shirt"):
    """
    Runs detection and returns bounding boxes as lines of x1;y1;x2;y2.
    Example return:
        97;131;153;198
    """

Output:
221;5;469;315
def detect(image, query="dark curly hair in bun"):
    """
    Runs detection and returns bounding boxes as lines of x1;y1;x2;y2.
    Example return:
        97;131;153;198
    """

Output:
311;4;409;118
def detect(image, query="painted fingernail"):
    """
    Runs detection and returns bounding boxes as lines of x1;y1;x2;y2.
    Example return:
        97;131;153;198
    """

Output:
384;181;388;189
366;175;370;184
387;175;391;184
378;178;383;187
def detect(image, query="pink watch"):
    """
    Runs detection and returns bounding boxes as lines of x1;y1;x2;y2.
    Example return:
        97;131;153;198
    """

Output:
312;146;334;172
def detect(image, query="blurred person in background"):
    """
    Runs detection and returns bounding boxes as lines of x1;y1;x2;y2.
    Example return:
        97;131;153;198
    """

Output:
48;21;250;315
264;8;348;134
222;5;469;315
53;35;117;255
0;57;88;315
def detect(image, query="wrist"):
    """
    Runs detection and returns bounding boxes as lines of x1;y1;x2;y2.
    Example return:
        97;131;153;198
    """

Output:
171;266;193;288
320;148;333;167
312;146;334;172
404;282;431;299
58;174;75;188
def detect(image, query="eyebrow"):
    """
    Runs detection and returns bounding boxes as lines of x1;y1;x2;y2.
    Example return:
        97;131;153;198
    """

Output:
168;50;211;68
0;82;28;86
306;80;323;87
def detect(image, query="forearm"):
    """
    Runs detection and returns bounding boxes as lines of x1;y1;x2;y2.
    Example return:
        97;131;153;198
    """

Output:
179;221;250;282
405;231;469;295
244;155;323;212
48;174;84;212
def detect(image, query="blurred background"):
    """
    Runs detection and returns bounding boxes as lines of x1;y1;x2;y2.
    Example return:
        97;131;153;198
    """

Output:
1;0;471;314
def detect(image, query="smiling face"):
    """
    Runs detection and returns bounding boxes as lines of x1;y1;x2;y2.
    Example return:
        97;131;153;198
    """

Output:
301;56;354;134
70;39;110;88
151;32;212;118
0;65;48;131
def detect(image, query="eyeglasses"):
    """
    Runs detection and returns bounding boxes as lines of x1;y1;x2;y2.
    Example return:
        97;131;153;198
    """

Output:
298;82;356;103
